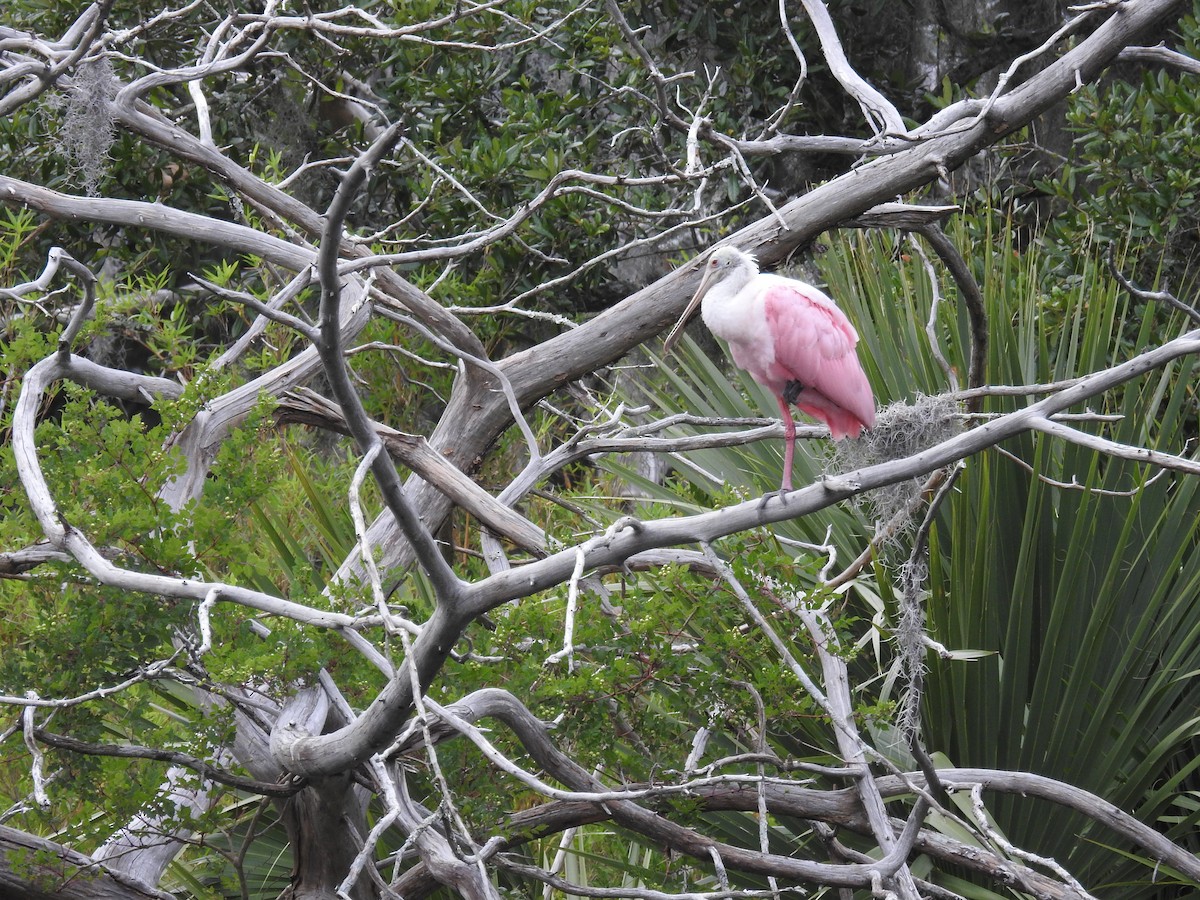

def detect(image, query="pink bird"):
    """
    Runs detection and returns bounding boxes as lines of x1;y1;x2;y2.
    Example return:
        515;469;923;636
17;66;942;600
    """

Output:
662;246;875;492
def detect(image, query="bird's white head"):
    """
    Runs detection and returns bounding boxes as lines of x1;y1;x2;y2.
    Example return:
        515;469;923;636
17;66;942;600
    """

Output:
663;246;759;354
706;246;759;277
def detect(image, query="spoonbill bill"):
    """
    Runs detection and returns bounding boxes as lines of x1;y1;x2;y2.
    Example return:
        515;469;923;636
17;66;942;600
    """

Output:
663;246;875;492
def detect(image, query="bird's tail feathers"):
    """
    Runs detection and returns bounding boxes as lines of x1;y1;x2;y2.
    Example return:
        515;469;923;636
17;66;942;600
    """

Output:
795;398;871;440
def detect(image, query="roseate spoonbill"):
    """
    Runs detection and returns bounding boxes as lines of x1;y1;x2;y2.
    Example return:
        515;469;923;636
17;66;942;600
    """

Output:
662;246;875;492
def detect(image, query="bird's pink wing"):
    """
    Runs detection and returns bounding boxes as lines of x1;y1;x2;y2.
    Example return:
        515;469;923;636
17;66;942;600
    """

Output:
760;285;875;437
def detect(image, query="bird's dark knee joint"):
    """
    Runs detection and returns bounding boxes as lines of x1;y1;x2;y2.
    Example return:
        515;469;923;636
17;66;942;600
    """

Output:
783;381;805;404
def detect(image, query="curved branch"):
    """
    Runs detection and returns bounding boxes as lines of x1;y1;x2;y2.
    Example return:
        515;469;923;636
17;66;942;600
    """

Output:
32;728;304;798
412;689;926;890
387;687;1199;898
792;0;906;136
463;327;1200;617
314;122;462;607
11;352;368;631
1108;246;1200;324
916;222;988;402
884;768;1200;883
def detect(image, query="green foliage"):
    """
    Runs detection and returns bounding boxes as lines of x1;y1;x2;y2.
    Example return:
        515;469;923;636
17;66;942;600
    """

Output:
922;223;1200;894
612;216;1200;895
0;207;39;279
1;270;359;842
1040;2;1200;293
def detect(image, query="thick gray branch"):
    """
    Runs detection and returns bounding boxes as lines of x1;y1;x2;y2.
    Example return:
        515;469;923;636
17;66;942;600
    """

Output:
0;823;174;900
0;176;312;268
314;122;463;607
388;689;1199;898
278;322;1200;776
350;0;1186;581
461;328;1200;616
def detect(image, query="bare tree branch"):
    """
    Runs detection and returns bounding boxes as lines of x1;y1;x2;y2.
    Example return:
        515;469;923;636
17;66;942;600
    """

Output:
31;728;304;797
1;1;1196;896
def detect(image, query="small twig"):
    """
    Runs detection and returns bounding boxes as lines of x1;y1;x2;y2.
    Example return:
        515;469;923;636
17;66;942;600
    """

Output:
950;378;1083;401
196;586;218;656
186;79;213;146
915;223;988;402
698;542;831;712
207;267;315;371
1107;245;1200;325
744;680;782;900
0;655;180;708
542;824;581;900
761;0;807;138
193;273;319;341
337;755;400;900
395;623;494;890
898;465;963;806
963;783;1097;898
1029;416;1200;477
1118;44;1200;75
908;234;958;391
681;68;716;176
994;444;1169;496
22;697;50;808
544;546;586;671
349;443;403;634
34;249;98;358
372;301;542;464
970;9;1097;126
30;725;304;797
776;524;838;582
411;697;841;805
826;468;948;589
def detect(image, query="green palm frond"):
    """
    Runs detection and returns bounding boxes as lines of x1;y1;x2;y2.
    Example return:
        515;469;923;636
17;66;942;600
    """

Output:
613;218;1200;896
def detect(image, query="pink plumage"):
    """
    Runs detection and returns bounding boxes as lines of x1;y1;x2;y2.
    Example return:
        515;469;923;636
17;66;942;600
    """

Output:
663;246;875;492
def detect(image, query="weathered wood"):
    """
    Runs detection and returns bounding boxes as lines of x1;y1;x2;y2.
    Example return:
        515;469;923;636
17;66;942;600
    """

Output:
0;824;175;900
347;0;1189;582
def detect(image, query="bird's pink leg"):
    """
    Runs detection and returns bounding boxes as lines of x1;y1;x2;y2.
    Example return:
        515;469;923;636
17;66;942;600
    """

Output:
776;396;796;492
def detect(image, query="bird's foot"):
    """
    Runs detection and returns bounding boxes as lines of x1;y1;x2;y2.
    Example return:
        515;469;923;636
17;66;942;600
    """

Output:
758;486;793;509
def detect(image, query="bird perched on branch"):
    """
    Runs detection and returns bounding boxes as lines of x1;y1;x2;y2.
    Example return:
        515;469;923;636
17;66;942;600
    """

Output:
663;246;875;492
